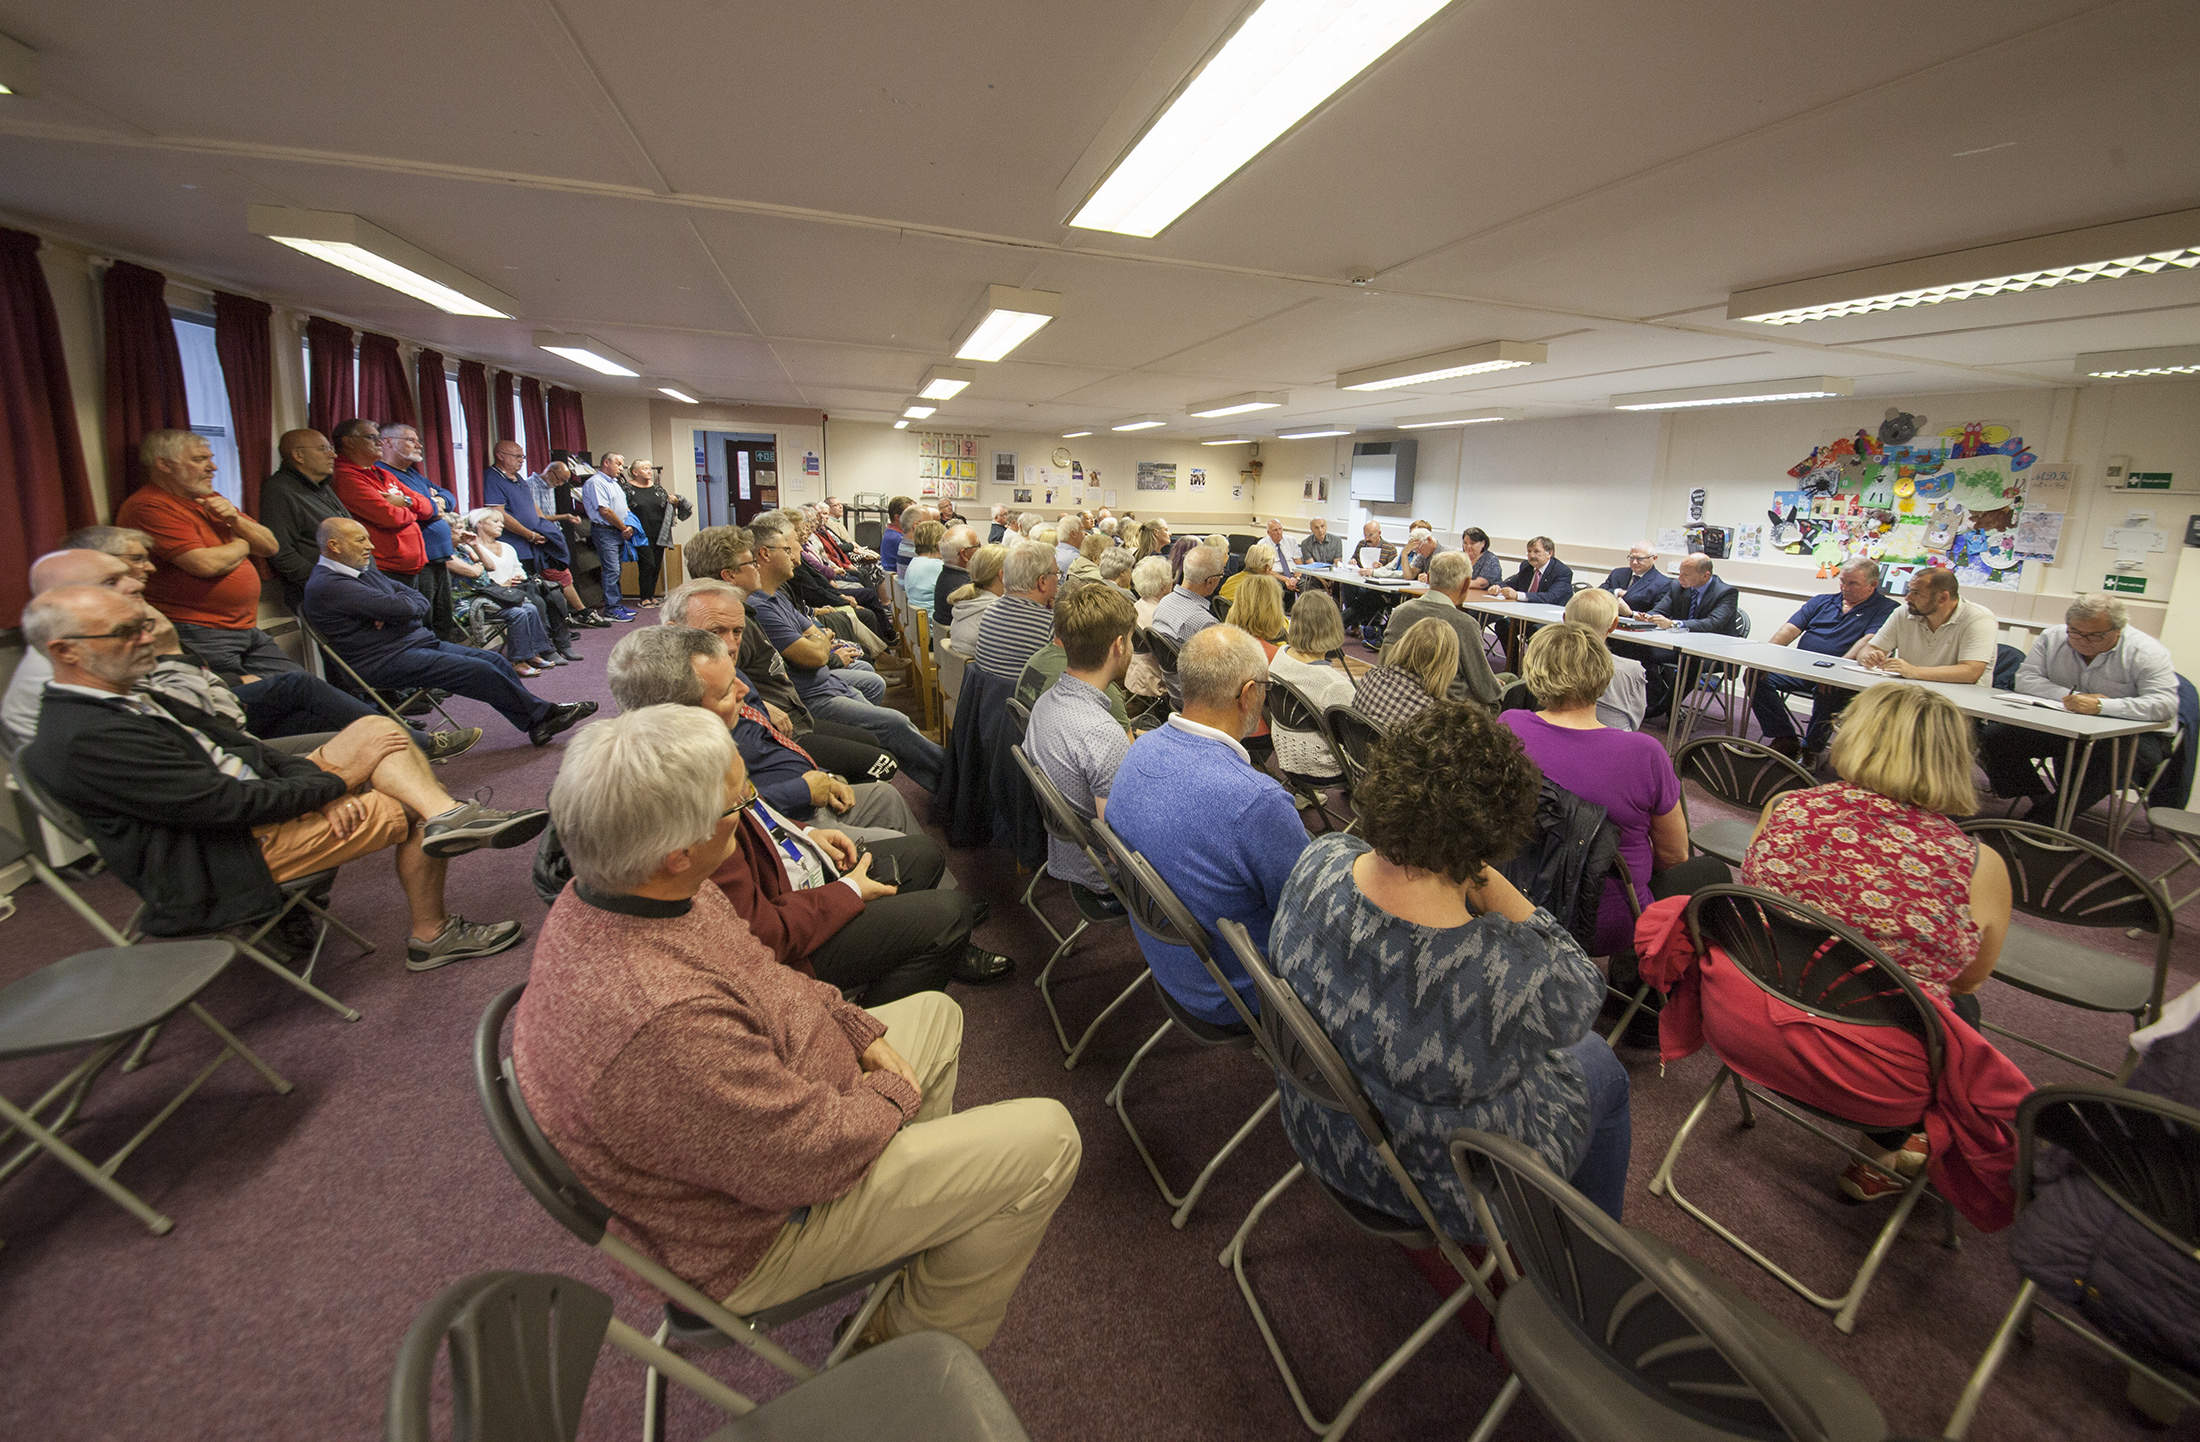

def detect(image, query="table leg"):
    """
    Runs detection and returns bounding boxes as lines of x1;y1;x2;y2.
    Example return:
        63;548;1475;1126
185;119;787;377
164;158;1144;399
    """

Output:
2053;738;2096;833
2106;737;2144;849
1663;655;1694;752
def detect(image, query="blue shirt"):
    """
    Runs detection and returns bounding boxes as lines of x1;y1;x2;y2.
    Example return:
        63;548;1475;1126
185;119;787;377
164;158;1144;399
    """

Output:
1786;589;1899;658
729;670;819;815
582;473;628;529
904;556;944;615
879;527;905;574
482;467;558;563
1026;673;1130;890
1104;717;1311;1026
382;465;456;561
747;589;857;702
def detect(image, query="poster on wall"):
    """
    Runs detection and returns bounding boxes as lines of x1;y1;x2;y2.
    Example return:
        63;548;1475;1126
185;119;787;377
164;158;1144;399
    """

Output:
1013;487;1032;503
1188;468;1207;493
2014;510;2064;561
1136;460;1177;491
993;451;1017;484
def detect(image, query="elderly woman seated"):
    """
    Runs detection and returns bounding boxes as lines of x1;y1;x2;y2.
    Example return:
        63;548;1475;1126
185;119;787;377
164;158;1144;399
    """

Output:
1561;587;1646;730
1352;616;1457;735
1218;541;1279;609
1267;591;1353;784
1741;682;2013;1201
1125;555;1174;705
901;519;947;615
1269;701;1632;1230
944;543;1006;657
449;508;577;676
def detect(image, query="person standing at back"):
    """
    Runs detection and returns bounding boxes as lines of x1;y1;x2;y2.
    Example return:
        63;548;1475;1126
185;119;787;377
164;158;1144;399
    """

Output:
258;429;350;610
327;418;435;603
583;460;638;621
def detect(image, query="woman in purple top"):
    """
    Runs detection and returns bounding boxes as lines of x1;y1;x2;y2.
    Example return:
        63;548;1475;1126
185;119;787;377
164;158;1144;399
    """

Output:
1499;623;1694;956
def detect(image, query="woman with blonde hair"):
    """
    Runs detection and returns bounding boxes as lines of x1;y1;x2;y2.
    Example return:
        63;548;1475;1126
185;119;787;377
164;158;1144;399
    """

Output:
1218;540;1277;609
1224;571;1288;646
946;542;1007;655
1352;616;1458;735
1125;554;1174;702
1268;590;1354;782
1741;681;2013;1200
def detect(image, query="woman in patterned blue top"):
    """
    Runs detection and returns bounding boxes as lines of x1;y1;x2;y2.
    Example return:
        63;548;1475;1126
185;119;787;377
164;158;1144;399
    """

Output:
1268;701;1632;1235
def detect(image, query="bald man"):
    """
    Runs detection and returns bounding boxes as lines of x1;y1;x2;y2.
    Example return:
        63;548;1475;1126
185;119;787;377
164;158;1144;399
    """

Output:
260;429;350;609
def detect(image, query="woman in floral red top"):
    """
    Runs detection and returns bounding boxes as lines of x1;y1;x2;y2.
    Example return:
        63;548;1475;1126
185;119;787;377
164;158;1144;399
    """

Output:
1741;683;2012;1200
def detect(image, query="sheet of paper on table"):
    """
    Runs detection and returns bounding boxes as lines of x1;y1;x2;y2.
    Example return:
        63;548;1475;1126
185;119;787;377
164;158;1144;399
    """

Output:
1997;693;2068;711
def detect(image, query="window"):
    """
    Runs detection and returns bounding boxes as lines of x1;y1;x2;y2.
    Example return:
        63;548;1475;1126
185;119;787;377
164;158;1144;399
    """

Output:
172;313;242;504
510;391;529;465
446;372;469;494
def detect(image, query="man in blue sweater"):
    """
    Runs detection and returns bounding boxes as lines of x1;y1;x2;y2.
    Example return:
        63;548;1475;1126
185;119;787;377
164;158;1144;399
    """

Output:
1104;625;1309;1027
302;519;594;747
378;424;468;644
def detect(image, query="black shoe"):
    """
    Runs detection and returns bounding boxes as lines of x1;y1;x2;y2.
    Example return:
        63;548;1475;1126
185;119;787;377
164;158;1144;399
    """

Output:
556;646;583;663
579;611;614;628
530;699;598;746
952;944;1015;985
1767;735;1802;761
969;898;990;929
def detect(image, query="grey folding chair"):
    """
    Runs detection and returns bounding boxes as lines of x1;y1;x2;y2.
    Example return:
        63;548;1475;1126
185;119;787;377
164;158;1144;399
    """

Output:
1959;817;2173;1080
1672;734;1818;866
295;612;469;735
1946;1084;2200;1438
1090;818;1279;1229
1264;677;1350;831
1214;919;1507;1442
1009;745;1145;1071
1321;703;1384;801
1448;1129;1891;1442
473;985;912;1442
1646;885;1959;1334
0;934;291;1239
386;1271;1030;1442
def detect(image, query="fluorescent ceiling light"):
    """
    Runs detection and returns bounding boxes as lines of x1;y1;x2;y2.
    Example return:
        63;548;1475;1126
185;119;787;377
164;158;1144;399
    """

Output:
248;206;515;318
894;419;911;430
2076;344;2200;379
903;403;938;419
1069;0;1455;237
918;364;977;400
1337;340;1547;391
1277;424;1355;439
953;285;1059;362
1610;377;1854;411
1200;435;1259;446
656;386;698;404
1728;208;2200;325
1188;390;1287;418
0;31;40;96
1396;407;1524;428
1111;415;1168;432
1061;429;1094;438
534;332;642;377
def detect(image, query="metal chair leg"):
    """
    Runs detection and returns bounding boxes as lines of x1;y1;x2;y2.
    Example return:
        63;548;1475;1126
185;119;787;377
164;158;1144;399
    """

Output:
1945;1279;2037;1439
121;1024;163;1074
1107;1020;1279;1228
232;940;361;1022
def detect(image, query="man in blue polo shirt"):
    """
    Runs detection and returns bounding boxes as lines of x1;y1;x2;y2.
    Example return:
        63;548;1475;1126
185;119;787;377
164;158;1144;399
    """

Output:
378;424;467;643
1025;584;1137;897
1749;556;1899;762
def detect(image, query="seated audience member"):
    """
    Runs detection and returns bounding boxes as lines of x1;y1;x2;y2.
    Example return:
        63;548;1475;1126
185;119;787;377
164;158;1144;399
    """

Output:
1743;682;2014;1200
1750;557;1899;762
1054;514;1087;578
1341;521;1400;636
1600;542;1675;615
1267;591;1354;783
1270;701;1631;1227
1859;566;1996;685
379;422;467;642
1353;616;1459;736
604;630;1008;996
986;504;1010;544
21;585;542;966
1025;585;1138;895
1224;570;1288;647
115;428;297;685
972;541;1060;683
257;428;349;610
1152;545;1226;703
303;519;594;746
1132;517;1172;565
447;510;578;674
902;520;947;615
1501;623;1707;958
946;543;1008;656
1125;555;1174;704
795;506;893;643
510;706;1077;1352
327;418;436;601
756;513;887;691
1298;516;1342;566
1217;542;1279;610
3;549;476;759
1459;527;1503;591
749;515;943;789
1638;552;1744;720
1563;587;1646;731
933;526;979;627
1981;593;2178;822
1380;550;1502;706
1106;626;1309;1025
1066;532;1108;591
1096;547;1135;592
1495;535;1574;604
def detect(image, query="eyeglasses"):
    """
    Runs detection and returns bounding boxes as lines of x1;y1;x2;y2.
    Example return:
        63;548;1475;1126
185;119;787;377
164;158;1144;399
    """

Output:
730;557;761;570
1627;554;1654;562
58;617;159;643
2068;625;2122;642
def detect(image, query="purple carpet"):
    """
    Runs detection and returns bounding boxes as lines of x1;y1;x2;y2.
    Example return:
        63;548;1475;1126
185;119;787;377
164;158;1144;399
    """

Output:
1;621;2194;1441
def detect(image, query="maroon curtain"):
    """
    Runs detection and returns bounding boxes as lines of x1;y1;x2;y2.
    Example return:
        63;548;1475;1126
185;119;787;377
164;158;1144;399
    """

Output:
547;385;589;453
0;228;99;619
458;361;490;497
306;316;354;436
213;292;273;515
519;376;551;472
493;370;516;452
415;348;457;502
101;260;191;501
355;332;416;430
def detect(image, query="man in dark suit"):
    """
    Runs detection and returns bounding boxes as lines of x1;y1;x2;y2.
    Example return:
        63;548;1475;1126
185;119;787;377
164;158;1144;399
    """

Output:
1639;553;1744;721
1600;541;1676;615
1496;535;1574;603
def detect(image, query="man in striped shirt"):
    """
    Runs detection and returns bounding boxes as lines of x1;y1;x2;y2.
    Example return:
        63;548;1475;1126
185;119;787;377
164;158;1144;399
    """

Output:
973;541;1060;683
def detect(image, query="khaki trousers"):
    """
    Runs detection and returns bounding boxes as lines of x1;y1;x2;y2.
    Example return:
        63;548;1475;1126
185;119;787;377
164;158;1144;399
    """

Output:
720;992;1081;1350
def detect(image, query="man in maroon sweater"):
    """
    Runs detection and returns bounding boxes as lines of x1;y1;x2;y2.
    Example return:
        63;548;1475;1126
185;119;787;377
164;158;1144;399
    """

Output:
511;706;1080;1351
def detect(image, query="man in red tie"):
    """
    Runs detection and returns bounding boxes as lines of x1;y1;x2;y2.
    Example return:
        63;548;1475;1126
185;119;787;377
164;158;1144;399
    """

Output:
1496;535;1576;603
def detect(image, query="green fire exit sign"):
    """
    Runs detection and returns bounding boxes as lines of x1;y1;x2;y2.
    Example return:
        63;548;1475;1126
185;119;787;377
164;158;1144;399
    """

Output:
2102;574;2150;595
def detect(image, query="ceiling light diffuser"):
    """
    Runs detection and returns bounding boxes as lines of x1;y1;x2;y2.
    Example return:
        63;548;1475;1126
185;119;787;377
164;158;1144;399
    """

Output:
248;206;515;318
894;419;911;429
953;285;1060;362
0;31;40;96
903;403;938;419
2076;344;2200;379
1061;429;1094;438
1395;407;1524;428
534;332;642;377
1728;208;2200;325
1199;435;1259;446
918;364;977;400
1277;424;1355;439
1069;0;1455;237
1111;415;1168;432
655;385;698;404
1188;390;1287;418
1337;340;1547;391
1610;377;1854;411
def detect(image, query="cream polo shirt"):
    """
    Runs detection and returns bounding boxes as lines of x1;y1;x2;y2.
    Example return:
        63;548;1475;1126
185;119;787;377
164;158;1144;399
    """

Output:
1870;597;1999;684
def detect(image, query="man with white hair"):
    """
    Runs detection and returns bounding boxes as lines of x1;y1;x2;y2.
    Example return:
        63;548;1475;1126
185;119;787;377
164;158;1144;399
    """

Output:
1150;544;1226;705
972;541;1060;683
988;504;1010;544
1018;511;1045;539
1104;626;1309;1027
1601;541;1675;616
510;705;1079;1353
1379;551;1502;706
1749;556;1898;762
1055;514;1086;577
1298;516;1341;566
935;525;980;627
1260;518;1301;591
1982;592;2178;820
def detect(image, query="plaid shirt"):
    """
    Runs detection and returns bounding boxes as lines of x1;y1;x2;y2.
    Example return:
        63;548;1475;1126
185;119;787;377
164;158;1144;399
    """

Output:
1352;666;1439;735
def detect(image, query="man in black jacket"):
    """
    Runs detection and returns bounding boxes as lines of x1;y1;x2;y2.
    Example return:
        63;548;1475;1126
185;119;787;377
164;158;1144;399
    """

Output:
22;585;547;970
1598;541;1676;615
1638;553;1744;721
256;428;350;610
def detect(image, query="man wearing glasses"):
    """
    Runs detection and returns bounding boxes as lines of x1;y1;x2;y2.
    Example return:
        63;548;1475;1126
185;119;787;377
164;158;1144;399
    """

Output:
259;428;351;610
1981;593;2179;821
1601;541;1676;616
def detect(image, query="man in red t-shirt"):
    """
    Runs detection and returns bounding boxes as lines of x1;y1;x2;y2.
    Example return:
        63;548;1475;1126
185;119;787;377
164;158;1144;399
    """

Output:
115;428;298;684
327;418;433;582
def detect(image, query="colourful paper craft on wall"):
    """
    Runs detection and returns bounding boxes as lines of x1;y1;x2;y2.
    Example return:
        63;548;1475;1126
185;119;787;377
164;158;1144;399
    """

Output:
1913;469;1956;499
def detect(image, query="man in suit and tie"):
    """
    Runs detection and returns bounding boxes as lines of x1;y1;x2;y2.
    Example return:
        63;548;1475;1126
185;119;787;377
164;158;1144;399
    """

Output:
1495;535;1574;604
1261;518;1301;595
1638;553;1744;722
1601;541;1675;615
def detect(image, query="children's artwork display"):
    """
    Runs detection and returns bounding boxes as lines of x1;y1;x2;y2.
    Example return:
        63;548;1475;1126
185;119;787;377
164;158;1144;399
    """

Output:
915;432;984;486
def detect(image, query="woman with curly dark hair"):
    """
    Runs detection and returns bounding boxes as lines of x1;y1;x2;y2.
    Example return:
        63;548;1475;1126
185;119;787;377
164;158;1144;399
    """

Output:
1267;701;1632;1230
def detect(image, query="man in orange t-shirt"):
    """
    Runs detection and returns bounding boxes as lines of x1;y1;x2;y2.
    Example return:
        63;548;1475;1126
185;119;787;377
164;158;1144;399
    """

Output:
114;428;297;684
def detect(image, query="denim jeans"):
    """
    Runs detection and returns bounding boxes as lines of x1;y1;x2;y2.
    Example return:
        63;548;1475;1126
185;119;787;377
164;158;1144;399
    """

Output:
232;670;380;739
590;524;626;611
810;692;943;792
1564;1034;1632;1225
838;661;886;703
